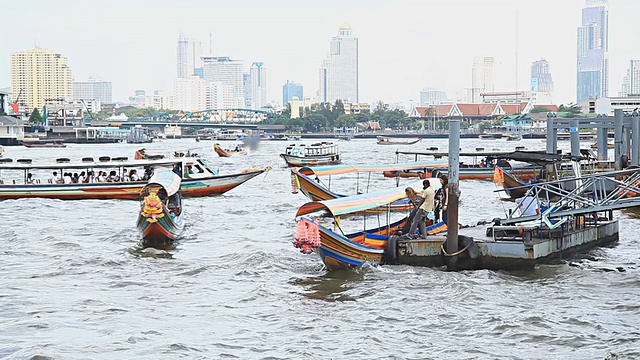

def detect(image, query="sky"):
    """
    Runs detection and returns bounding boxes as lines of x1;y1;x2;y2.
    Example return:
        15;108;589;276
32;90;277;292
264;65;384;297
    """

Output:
2;0;640;106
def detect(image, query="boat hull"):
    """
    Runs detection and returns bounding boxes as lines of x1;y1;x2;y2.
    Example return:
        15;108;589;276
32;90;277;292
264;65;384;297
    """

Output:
376;137;421;145
136;209;184;250
384;167;543;181
280;154;341;167
0;168;267;200
213;144;247;157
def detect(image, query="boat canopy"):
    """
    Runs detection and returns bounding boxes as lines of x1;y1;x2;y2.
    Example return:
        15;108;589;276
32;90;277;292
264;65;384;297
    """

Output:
295;160;447;177
296;178;442;217
147;170;182;196
0;157;193;170
396;149;578;163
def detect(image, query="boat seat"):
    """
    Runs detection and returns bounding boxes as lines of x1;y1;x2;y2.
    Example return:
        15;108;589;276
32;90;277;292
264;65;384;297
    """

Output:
146;155;164;160
82;157;94;162
364;233;388;249
17;159;32;164
0;158;12;163
112;157;128;161
56;158;70;163
99;156;111;162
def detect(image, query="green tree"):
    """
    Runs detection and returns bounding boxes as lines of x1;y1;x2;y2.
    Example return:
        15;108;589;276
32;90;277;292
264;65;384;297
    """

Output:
335;114;357;128
29;107;43;124
302;113;328;132
281;103;291;118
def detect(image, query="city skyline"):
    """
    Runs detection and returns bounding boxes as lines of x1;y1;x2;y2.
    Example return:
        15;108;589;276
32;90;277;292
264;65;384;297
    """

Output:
3;0;640;107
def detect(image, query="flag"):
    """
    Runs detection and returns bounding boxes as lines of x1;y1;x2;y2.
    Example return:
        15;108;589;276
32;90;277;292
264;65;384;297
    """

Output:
493;167;504;186
9;103;18;114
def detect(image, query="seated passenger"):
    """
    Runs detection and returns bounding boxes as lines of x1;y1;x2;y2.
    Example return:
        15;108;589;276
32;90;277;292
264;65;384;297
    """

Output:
26;173;34;184
129;169;140;181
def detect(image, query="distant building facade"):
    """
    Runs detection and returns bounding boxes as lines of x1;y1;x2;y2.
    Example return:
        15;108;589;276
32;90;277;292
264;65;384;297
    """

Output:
419;88;447;106
73;78;112;103
577;0;609;103
177;33;203;78
283;80;303;107
173;76;206;111
319;24;359;103
469;56;496;103
202;56;244;108
250;62;267;109
620;60;640;96
243;73;252;108
10;48;73;110
530;59;554;92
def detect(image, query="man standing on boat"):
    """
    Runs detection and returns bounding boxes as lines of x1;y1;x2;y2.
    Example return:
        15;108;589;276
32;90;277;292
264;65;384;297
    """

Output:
406;179;435;239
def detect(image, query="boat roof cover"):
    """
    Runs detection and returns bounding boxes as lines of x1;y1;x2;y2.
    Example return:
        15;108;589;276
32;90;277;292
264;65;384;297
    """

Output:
296;178;442;217
396;150;576;163
148;170;182;196
295;160;447;177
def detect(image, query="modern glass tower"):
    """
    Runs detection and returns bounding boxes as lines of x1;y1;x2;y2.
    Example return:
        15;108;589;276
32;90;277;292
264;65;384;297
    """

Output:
319;24;359;104
577;0;609;103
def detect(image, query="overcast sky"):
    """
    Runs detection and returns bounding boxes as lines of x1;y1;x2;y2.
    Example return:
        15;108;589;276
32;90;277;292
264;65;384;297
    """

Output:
2;0;640;106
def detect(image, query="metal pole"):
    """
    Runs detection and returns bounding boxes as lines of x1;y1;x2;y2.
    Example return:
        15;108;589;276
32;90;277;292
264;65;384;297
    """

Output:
624;125;631;161
615;109;624;170
633;117;640;167
546;116;556;155
446;119;460;271
570;118;580;159
597;124;608;162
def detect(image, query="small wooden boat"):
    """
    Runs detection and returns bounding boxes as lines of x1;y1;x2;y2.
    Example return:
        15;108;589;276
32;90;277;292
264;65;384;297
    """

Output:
280;142;341;167
21;138;66;148
376;136;421;145
505;134;522;141
478;134;499;140
291;162;443;212
137;170;184;250
213;143;247;157
293;183;446;270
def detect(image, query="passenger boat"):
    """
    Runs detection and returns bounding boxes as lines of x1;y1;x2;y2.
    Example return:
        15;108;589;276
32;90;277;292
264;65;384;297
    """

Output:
376;136;421;145
216;129;247;141
293;182;446;270
0;156;270;200
280;142;341;167
137;170;184;250
291;162;444;212
478;134;497;140
505;134;522;141
213;143;247;157
21;138;66;148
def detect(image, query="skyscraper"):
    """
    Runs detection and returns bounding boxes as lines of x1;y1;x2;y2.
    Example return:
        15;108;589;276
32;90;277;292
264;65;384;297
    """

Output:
73;77;113;103
177;33;189;78
283;81;303;106
419;88;446;106
319;24;358;104
470;56;496;103
530;59;554;92
250;62;267;110
620;60;640;96
577;0;609;102
10;48;73;110
202;56;244;108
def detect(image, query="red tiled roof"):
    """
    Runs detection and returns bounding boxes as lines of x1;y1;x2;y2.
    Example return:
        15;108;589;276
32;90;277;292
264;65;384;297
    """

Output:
413;105;453;117
456;103;497;116
501;102;528;115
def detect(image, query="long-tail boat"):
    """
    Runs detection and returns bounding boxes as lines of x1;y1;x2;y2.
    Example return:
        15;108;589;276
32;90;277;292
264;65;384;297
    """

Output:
293;181;445;270
213;143;247;157
291;162;445;211
376;136;421;145
0;157;270;200
137;170;184;250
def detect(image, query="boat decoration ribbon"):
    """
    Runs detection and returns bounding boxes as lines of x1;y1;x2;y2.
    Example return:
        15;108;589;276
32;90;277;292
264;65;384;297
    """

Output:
293;219;321;254
140;192;165;223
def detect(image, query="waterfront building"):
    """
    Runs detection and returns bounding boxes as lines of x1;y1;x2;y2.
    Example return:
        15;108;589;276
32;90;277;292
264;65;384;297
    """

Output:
283;81;303;107
0;115;25;146
481;91;553;106
620;60;640;96
530;59;554;92
419;88;447;106
173;76;206;112
319;24;359;104
202;56;244;108
250;62;267;110
469;56;496;103
577;0;609;103
243;73;252;108
73;78;112;103
10;48;73;110
44;101;84;127
344;102;370;115
145;90;174;110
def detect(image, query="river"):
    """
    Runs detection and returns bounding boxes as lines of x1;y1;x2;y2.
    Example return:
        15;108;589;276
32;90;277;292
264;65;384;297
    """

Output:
0;138;638;359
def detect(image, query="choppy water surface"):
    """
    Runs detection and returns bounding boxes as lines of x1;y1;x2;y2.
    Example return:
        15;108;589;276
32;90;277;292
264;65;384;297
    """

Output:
0;138;638;359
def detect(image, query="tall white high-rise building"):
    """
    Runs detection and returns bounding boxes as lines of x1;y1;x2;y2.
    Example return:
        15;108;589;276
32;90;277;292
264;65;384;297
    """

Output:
577;0;609;102
173;76;206;111
530;59;554;92
470;56;496;103
419;88;447;106
319;24;358;104
73;77;112;103
250;62;267;109
202;56;244;108
177;33;189;78
620;60;640;96
10;48;73;111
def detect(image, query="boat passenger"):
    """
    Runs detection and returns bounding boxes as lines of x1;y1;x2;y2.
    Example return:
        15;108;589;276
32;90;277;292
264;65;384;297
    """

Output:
406;179;435;239
398;187;422;235
63;172;73;184
107;171;119;182
129;169;140;181
50;171;61;184
72;173;80;183
435;175;450;224
26;173;34;184
479;159;486;168
172;164;182;177
97;171;107;182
